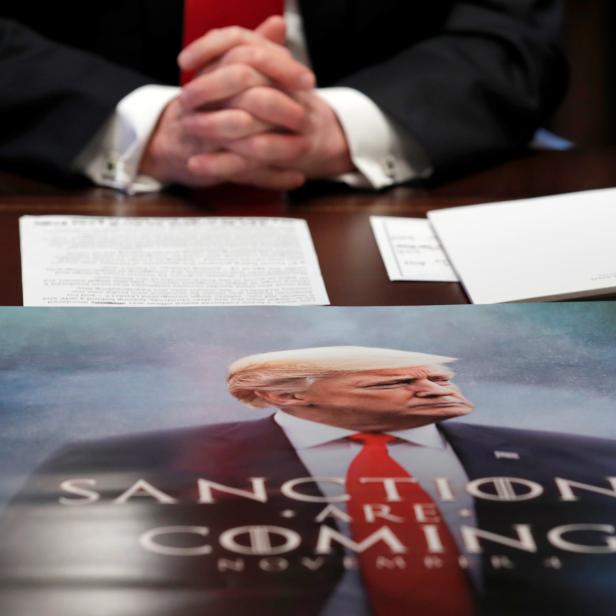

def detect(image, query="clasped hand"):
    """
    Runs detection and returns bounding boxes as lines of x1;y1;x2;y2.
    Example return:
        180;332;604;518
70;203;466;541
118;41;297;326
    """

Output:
140;17;353;189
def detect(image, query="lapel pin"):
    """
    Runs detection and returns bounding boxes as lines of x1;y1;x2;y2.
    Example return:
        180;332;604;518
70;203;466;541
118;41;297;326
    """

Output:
494;450;520;460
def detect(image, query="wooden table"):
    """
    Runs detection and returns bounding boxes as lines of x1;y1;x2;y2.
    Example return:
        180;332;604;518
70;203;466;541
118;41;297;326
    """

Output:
2;147;616;306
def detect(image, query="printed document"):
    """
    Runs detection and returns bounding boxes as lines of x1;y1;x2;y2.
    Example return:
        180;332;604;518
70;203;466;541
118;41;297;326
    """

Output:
19;216;329;306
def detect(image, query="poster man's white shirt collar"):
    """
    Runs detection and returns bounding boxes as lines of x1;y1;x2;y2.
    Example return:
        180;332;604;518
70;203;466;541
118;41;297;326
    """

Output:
274;410;447;450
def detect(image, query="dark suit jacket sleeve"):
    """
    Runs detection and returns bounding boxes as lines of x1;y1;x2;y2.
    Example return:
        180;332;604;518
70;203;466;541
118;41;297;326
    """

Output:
332;0;568;174
0;19;153;179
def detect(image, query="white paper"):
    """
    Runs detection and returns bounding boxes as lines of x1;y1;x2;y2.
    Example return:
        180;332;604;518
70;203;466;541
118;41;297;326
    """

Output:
428;187;616;303
19;216;329;307
370;216;458;282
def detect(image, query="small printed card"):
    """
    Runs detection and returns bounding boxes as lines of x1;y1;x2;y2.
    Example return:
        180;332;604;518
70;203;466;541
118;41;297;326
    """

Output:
370;216;458;282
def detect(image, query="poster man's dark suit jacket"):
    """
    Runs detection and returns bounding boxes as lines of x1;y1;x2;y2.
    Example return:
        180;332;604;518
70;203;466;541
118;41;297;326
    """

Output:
0;417;615;615
0;1;567;181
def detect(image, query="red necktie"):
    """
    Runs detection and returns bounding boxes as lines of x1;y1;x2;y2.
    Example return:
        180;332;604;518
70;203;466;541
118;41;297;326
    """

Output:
181;0;284;84
346;433;476;616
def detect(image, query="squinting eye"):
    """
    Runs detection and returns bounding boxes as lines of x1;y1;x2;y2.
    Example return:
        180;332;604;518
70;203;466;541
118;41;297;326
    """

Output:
368;384;401;389
366;379;414;389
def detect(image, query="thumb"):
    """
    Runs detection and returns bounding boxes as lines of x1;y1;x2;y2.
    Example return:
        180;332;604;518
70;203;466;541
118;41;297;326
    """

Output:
255;15;286;45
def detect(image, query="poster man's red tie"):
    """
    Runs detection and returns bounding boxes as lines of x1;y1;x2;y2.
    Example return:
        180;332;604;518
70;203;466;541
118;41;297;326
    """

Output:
182;0;284;84
346;433;476;616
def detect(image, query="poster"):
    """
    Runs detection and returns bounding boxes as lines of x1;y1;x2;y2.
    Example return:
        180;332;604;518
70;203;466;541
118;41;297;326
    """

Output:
0;303;615;615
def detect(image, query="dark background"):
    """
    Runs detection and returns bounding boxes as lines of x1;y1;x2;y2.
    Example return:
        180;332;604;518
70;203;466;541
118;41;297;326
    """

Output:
552;0;616;145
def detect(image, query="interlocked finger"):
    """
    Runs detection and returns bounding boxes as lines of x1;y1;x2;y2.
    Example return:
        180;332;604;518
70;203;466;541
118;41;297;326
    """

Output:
187;150;259;179
186;150;305;189
182;109;272;141
218;44;314;90
228;87;307;132
179;25;285;73
225;132;310;163
180;64;270;110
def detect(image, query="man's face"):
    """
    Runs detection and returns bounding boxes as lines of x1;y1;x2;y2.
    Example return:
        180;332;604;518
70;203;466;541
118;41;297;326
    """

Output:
286;364;474;431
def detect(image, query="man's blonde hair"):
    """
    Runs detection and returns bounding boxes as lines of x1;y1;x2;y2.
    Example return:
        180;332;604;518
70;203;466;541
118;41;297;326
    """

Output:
227;346;455;409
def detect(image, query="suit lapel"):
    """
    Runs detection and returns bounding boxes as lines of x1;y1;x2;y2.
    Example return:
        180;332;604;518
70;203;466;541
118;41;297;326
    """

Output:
439;422;536;481
184;416;314;487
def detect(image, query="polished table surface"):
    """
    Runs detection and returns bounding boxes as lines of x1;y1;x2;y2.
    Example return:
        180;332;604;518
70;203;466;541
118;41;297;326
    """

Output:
2;147;616;306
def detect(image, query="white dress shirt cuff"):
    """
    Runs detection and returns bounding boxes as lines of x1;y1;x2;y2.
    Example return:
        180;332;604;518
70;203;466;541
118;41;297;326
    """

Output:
74;85;180;195
317;87;433;189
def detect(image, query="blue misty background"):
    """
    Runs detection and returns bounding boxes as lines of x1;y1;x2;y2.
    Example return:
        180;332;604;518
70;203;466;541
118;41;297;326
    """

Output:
0;302;615;508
